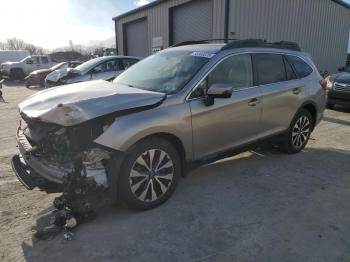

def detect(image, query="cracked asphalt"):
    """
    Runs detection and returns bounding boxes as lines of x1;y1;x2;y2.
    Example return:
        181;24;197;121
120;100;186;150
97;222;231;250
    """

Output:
0;81;349;262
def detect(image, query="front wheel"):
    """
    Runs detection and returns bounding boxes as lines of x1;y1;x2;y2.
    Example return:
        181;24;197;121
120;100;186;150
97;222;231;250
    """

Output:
117;137;181;210
280;109;313;154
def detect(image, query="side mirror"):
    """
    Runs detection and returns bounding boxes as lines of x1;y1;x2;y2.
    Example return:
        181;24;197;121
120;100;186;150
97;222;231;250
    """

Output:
338;66;345;72
26;59;33;64
205;83;233;106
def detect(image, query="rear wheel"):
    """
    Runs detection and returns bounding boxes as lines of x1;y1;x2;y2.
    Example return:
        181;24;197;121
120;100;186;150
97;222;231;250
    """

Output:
280;109;313;154
117;137;181;210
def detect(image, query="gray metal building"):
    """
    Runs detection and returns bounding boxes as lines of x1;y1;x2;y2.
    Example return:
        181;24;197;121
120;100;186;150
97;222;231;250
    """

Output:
113;0;350;73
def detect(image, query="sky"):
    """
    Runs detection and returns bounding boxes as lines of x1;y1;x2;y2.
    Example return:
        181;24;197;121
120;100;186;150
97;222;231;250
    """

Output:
0;0;349;50
0;0;153;49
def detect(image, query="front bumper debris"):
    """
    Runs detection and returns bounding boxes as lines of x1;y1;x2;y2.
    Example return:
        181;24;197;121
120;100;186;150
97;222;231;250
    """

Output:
16;128;67;184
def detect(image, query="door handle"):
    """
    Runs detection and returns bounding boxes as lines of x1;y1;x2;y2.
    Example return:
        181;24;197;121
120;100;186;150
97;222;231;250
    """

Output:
293;87;301;95
248;98;260;106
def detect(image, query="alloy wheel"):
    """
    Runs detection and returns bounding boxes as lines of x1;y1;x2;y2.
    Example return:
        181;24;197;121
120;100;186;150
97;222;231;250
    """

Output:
129;149;174;202
292;116;310;149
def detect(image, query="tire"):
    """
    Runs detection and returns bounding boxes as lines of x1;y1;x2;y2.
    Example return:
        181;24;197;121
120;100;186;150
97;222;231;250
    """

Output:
10;68;24;80
117;137;181;210
326;103;335;109
280;109;313;154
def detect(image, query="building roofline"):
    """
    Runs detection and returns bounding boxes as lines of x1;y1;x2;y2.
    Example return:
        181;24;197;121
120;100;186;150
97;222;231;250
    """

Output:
112;0;349;21
112;0;167;21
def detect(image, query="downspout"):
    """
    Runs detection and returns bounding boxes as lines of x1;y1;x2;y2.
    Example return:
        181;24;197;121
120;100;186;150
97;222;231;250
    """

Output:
114;19;119;55
224;0;230;43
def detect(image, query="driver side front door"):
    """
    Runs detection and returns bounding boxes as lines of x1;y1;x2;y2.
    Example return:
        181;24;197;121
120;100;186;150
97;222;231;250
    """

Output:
189;54;263;160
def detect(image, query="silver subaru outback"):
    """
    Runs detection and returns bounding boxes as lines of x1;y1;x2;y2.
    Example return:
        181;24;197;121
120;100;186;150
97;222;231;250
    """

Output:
12;39;326;211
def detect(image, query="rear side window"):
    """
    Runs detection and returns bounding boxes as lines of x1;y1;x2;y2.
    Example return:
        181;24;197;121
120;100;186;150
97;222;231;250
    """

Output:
285;55;313;78
121;58;138;70
41;56;49;64
254;54;286;85
283;57;297;80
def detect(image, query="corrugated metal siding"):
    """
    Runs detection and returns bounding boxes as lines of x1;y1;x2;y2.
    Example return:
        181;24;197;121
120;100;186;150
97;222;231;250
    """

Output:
229;0;350;72
115;0;225;55
115;0;349;72
172;0;213;44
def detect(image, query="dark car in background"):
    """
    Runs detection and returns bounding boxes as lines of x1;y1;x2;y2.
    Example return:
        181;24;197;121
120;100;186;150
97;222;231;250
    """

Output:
326;66;350;108
24;61;82;87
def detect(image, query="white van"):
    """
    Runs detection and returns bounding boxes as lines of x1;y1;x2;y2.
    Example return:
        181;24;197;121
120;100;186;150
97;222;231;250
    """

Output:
0;50;30;65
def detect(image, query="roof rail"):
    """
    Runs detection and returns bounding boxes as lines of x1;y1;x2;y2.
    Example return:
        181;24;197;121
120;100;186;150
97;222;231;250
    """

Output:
221;39;301;51
171;39;237;47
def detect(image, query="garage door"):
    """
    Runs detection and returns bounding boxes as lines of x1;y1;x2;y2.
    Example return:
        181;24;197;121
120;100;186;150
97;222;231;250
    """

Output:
171;0;213;45
124;18;148;57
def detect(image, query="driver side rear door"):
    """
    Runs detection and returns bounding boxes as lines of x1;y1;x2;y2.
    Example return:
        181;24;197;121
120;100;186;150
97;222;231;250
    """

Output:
188;54;263;159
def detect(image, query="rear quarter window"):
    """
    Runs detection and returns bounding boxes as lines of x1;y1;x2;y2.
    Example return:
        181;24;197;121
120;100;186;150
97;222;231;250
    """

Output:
285;55;313;78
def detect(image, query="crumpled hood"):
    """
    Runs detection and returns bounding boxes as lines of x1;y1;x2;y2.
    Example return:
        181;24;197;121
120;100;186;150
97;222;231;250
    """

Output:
331;72;350;84
19;80;166;126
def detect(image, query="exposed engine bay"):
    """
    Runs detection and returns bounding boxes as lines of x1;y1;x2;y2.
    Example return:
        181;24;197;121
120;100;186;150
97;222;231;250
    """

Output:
12;113;118;239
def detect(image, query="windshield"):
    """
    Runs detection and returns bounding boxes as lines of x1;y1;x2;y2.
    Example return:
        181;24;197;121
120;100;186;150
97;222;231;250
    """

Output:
50;62;67;71
75;57;106;73
114;51;211;94
20;56;31;62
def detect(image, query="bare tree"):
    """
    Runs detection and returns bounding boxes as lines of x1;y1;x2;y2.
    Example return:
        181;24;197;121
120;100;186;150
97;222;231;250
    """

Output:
0;38;46;55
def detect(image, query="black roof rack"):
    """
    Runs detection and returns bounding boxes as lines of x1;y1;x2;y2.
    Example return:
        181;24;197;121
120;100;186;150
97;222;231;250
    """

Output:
171;39;237;47
221;39;301;51
171;38;301;51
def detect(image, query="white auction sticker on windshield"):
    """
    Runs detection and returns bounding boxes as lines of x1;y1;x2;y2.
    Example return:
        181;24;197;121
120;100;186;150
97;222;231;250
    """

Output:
190;52;215;58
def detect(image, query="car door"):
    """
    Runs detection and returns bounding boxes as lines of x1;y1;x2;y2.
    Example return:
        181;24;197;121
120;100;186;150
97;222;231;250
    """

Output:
189;53;263;160
90;59;121;81
26;56;41;74
253;53;308;137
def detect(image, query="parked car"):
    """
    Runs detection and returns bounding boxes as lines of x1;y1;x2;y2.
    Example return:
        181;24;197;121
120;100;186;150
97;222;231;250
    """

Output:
1;55;57;80
45;56;140;87
326;66;350;108
0;50;30;65
12;39;326;212
24;61;82;88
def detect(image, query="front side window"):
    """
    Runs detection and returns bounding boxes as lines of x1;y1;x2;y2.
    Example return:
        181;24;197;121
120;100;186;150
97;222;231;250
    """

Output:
114;50;210;94
254;53;286;85
92;59;119;74
286;55;313;78
31;56;40;64
190;54;253;98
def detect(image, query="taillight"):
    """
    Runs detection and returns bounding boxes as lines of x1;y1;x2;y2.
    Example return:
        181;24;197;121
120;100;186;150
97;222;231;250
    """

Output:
319;79;327;91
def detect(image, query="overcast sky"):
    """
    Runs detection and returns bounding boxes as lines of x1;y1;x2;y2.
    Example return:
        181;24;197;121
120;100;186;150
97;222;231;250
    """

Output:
0;0;349;50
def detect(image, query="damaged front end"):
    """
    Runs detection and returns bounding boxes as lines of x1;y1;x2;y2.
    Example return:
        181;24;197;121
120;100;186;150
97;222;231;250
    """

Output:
12;112;118;215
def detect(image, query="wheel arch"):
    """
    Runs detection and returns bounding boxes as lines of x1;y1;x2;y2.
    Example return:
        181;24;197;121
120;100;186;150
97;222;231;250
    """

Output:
299;101;317;130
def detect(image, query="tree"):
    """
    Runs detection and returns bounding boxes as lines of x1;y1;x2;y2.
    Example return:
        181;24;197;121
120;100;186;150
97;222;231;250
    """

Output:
0;38;46;55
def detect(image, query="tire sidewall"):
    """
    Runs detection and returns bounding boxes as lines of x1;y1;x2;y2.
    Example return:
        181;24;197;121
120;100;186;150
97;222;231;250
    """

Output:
286;109;313;153
118;138;181;210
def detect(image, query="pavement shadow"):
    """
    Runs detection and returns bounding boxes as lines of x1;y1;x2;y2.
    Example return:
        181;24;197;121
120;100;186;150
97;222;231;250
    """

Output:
21;147;350;262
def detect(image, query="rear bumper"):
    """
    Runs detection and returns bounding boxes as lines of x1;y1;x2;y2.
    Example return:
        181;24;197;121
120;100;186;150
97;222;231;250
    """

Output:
13;128;67;185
